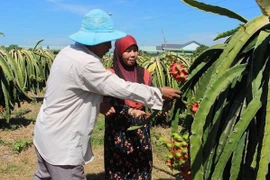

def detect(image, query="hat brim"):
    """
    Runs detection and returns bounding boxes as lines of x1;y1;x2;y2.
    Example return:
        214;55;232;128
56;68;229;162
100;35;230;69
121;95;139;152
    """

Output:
69;30;126;46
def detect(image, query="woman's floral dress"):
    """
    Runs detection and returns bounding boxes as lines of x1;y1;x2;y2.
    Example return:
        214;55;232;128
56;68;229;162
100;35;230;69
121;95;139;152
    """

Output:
104;99;152;180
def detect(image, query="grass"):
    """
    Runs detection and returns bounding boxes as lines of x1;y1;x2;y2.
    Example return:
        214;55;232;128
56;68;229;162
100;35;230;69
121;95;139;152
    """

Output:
91;114;106;146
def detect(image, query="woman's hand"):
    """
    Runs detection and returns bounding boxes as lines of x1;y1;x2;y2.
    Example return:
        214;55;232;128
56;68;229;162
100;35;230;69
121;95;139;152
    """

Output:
100;102;116;116
128;108;146;118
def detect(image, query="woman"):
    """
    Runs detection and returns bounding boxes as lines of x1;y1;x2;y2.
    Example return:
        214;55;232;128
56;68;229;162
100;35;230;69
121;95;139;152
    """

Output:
104;35;153;180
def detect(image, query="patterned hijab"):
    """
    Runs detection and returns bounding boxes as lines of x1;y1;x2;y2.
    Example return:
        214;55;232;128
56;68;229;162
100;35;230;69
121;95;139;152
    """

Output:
113;35;144;84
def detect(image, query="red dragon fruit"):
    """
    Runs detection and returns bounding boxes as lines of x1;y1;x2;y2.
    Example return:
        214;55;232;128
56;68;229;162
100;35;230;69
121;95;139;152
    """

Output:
170;62;188;82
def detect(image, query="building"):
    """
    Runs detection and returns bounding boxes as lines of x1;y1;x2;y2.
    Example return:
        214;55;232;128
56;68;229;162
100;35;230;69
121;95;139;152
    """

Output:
140;41;202;55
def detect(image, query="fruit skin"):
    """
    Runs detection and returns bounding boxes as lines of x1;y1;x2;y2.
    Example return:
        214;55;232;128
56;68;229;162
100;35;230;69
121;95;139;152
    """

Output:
167;152;174;159
175;135;183;142
191;102;200;114
167;159;173;167
169;62;188;82
175;151;181;158
180;165;192;180
166;142;173;149
174;141;181;148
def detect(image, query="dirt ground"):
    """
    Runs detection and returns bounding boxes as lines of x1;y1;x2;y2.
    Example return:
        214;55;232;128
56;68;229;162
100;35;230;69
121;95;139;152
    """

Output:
0;100;181;180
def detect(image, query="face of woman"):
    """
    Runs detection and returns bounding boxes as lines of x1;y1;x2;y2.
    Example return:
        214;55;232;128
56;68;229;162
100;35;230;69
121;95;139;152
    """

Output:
121;45;138;66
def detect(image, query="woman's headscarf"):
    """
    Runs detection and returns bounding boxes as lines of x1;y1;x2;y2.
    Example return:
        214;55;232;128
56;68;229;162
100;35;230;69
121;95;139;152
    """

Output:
115;35;138;56
112;35;152;109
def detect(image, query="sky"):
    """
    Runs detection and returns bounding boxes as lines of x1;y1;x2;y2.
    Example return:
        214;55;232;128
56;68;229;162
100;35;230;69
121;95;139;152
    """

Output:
0;0;262;48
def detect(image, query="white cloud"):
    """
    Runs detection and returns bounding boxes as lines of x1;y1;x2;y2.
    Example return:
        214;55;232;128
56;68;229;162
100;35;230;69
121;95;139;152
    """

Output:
58;4;90;15
46;0;91;15
141;16;154;20
45;0;132;15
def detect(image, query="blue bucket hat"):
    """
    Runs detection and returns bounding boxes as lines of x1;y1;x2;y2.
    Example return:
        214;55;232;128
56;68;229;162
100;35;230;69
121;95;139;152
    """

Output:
69;9;126;46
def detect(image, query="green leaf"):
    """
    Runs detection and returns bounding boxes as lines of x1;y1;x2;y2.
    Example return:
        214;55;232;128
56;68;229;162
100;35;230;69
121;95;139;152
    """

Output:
211;88;262;179
181;0;248;23
33;39;44;51
210;15;270;85
0;54;14;81
256;0;270;16
190;64;246;180
171;101;181;133
256;78;270;179
214;27;240;41
230;132;247;179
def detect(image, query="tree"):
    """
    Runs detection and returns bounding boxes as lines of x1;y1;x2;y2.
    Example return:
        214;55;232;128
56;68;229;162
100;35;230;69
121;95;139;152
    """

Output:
6;45;21;51
193;44;209;56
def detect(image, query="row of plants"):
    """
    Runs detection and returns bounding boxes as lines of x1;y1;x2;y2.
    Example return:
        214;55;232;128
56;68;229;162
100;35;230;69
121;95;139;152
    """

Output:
0;41;194;124
0;40;54;122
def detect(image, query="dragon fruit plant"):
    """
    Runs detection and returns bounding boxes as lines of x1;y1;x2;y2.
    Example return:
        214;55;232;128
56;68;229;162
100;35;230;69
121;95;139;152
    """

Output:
158;0;270;179
0;40;54;122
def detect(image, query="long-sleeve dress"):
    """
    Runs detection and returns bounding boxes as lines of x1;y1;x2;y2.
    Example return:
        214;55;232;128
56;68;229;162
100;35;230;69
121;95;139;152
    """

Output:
104;101;152;180
104;65;153;180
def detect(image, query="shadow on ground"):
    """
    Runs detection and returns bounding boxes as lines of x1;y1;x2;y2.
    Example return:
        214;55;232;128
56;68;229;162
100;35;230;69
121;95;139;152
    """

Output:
86;172;105;180
153;165;183;179
0;117;34;130
85;169;182;180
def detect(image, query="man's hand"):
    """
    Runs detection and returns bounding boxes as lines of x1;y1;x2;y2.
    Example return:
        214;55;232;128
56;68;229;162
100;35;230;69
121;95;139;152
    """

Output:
160;87;181;100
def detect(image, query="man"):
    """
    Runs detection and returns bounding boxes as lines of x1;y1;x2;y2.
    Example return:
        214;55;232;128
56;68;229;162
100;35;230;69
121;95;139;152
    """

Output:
33;9;180;180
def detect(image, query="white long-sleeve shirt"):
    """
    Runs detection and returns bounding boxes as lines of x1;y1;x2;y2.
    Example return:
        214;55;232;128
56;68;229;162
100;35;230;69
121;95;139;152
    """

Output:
33;43;163;166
